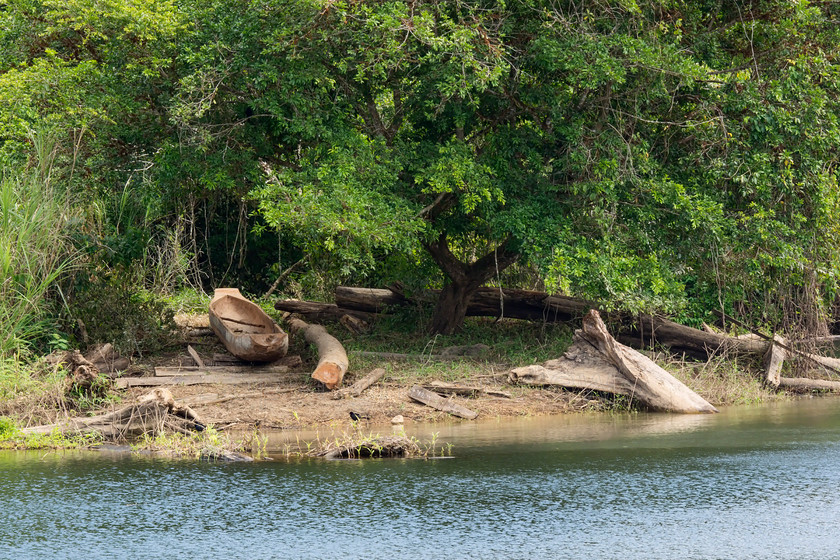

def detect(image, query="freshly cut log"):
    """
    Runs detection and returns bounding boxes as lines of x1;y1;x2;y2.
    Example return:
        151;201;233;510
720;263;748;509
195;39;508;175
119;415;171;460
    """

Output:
210;288;289;362
408;385;479;419
153;365;290;376
332;368;386;400
511;310;717;413
22;388;204;439
116;373;285;388
287;317;349;390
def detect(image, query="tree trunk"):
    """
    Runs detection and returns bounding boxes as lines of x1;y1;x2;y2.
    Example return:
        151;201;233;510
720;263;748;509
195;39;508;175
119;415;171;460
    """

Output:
287;317;349;390
422;233;519;334
429;281;479;335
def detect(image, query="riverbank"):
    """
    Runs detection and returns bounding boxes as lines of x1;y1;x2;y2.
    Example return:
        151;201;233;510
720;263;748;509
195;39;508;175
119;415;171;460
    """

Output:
0;313;788;454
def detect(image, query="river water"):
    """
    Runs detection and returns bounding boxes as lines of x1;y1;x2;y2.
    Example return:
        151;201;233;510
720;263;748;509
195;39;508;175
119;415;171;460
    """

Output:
2;399;840;559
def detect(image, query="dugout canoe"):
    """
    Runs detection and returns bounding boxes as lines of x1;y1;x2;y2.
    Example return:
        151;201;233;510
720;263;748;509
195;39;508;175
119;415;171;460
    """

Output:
209;288;289;362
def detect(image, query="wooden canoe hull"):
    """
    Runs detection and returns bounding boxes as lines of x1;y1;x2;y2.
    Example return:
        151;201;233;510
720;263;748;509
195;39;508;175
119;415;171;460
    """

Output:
209;288;289;362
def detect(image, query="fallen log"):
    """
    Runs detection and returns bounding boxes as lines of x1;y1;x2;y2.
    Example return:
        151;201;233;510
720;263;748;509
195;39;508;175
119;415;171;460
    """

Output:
335;285;594;322
511;310;718;413
778;377;840;392
116;373;287;388
22;388;204;439
408;385;479;419
334;286;407;312
273;299;373;322
332;368;386;400
287;317;349;390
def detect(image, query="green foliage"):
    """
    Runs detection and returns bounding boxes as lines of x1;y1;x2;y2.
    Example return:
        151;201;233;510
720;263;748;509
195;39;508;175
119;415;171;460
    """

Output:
0;152;80;357
2;0;840;342
65;275;176;356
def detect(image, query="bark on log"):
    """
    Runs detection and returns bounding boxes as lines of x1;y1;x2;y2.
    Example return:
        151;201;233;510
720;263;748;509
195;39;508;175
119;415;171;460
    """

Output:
22;388;204;439
331;368;386;400
408;385;479;419
334;286;406;312
287;317;349;390
511;310;717;413
273;299;373;322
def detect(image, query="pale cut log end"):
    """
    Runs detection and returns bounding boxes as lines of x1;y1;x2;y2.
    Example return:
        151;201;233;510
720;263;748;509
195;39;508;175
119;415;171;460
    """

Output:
312;362;345;390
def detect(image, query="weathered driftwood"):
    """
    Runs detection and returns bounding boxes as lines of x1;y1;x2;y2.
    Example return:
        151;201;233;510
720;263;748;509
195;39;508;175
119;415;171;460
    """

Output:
511;310;718;413
287;317;349;390
187;344;205;367
335;286;407;312
332;368;386;400
764;335;787;389
22;388;204;439
153;365;290;376
116;373;286;388
424;380;512;399
408;385;479;419
312;435;421;459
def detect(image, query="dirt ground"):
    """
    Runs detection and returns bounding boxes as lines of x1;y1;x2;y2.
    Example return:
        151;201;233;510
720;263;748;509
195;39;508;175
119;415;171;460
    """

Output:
126;376;592;431
124;313;595;430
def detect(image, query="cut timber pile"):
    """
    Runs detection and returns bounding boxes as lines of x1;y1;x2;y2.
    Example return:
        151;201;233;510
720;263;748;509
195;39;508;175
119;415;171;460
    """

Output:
511;310;718;413
22;388;204;439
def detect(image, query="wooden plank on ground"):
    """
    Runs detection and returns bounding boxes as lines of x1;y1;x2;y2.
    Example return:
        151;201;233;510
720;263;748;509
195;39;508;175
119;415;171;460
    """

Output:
408;385;478;420
116;373;284;388
332;368;386;400
187;345;205;367
154;365;290;376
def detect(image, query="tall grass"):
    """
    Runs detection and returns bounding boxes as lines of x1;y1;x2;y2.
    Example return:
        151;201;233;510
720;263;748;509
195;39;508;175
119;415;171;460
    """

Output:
0;155;78;359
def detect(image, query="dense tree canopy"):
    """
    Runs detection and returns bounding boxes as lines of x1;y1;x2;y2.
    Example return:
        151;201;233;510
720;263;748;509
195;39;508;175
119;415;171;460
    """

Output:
2;0;840;334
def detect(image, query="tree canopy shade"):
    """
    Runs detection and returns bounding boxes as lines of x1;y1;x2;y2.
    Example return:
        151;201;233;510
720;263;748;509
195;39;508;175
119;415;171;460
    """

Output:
3;0;840;335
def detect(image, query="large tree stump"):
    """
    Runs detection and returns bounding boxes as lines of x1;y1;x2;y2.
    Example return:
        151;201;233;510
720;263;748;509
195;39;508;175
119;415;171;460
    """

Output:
511;310;718;413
